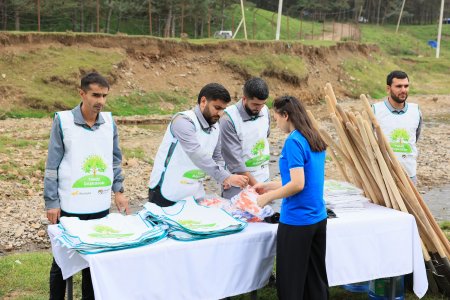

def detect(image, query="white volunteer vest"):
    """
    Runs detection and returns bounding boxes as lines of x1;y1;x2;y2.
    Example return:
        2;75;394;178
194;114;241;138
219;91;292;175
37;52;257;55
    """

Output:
57;111;114;214
149;110;220;201
373;101;420;177
225;104;270;182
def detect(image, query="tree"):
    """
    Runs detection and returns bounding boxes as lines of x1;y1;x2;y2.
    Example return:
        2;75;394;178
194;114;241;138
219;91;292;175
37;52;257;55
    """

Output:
82;155;107;176
251;139;266;157
390;129;410;144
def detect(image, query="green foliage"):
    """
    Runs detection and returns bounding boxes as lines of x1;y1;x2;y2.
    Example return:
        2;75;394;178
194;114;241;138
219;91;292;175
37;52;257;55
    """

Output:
82;155;107;176
390;129;410;144
251;139;266;156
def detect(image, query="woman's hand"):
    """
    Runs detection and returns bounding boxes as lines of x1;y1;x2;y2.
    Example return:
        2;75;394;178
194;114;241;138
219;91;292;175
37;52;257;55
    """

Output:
256;193;272;208
253;182;268;194
254;181;282;194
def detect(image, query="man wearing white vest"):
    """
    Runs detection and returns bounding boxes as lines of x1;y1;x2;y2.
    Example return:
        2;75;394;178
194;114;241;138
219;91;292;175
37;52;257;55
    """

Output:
220;77;270;199
44;72;129;299
373;70;422;184
148;83;249;206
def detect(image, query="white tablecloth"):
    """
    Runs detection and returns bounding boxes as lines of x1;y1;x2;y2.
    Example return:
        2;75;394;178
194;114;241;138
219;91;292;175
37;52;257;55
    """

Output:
48;203;427;299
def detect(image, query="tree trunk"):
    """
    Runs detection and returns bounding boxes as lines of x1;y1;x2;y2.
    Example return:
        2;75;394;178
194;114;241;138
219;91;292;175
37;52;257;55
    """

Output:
80;0;85;32
14;10;19;31
194;16;198;38
37;0;40;32
96;0;100;32
116;8;122;33
376;0;381;25
171;15;175;37
220;0;225;30
1;0;6;30
72;7;77;31
207;8;210;38
164;4;172;38
106;0;113;33
181;1;185;34
148;0;152;35
200;18;204;37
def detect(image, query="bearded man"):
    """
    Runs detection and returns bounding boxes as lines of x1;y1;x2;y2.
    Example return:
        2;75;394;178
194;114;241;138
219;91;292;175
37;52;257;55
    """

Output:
373;70;422;184
148;83;248;206
220;77;271;199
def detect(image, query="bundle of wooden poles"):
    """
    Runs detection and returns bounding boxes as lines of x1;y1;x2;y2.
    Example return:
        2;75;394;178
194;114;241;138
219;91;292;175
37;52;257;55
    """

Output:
307;83;450;294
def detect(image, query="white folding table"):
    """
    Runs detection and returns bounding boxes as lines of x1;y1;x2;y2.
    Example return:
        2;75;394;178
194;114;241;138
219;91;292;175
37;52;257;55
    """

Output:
49;202;427;299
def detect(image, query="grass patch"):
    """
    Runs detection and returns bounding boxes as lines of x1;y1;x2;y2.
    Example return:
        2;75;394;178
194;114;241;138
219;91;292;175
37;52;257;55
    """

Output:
341;54;398;98
0;46;124;117
356;24;450;97
122;146;153;165
0;136;36;153
106;91;190;116
225;4;332;41
440;221;450;240
0;251;447;299
222;52;308;85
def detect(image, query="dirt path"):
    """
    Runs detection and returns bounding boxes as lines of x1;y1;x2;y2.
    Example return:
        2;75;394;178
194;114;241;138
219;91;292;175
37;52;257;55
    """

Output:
0;95;448;253
323;22;361;41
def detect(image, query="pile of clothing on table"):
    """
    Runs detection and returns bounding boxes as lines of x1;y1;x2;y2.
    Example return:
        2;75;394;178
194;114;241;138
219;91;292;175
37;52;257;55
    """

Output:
199;187;277;223
55;213;168;254
140;198;248;241
54;188;278;253
324;180;369;212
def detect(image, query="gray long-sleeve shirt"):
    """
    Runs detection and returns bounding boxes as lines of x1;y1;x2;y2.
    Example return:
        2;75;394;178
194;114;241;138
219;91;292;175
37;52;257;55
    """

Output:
169;105;230;184
43;104;124;210
219;100;270;174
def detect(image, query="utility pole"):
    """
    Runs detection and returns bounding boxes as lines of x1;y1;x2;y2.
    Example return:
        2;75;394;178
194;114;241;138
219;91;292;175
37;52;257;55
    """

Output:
239;0;247;39
436;0;444;58
395;0;406;33
275;0;283;40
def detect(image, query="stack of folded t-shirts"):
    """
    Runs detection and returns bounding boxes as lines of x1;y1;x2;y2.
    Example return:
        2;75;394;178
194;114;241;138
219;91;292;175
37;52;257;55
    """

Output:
141;198;247;241
324;180;369;212
56;213;168;254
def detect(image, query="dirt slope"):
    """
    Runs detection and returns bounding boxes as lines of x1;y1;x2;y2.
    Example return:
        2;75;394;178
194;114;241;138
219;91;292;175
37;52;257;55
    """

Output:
0;32;378;110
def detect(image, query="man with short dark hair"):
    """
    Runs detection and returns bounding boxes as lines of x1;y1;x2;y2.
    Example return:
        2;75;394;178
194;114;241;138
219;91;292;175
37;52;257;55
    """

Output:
220;77;271;199
148;83;248;206
44;72;129;299
373;70;422;184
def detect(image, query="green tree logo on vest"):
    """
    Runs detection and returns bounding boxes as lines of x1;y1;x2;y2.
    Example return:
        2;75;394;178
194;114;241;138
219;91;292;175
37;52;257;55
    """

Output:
245;139;270;167
72;155;112;188
88;224;133;238
178;219;217;230
389;129;412;153
182;169;206;180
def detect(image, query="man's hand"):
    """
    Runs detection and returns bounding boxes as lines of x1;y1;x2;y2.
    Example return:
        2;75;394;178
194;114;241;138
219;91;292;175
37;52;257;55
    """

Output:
47;208;61;225
114;192;130;215
223;174;249;189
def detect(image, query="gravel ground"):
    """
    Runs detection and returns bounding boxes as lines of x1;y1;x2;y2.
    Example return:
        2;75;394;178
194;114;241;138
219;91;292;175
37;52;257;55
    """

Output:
0;96;448;253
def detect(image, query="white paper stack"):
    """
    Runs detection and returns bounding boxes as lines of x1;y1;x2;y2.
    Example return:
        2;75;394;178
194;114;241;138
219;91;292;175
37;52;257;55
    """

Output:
324;180;369;212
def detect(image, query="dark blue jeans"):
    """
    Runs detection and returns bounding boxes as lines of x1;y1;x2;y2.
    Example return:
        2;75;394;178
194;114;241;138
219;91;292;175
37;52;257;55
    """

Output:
49;209;109;300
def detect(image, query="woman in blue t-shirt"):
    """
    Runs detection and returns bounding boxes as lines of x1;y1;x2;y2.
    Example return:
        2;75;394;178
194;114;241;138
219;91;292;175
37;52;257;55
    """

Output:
255;95;328;300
